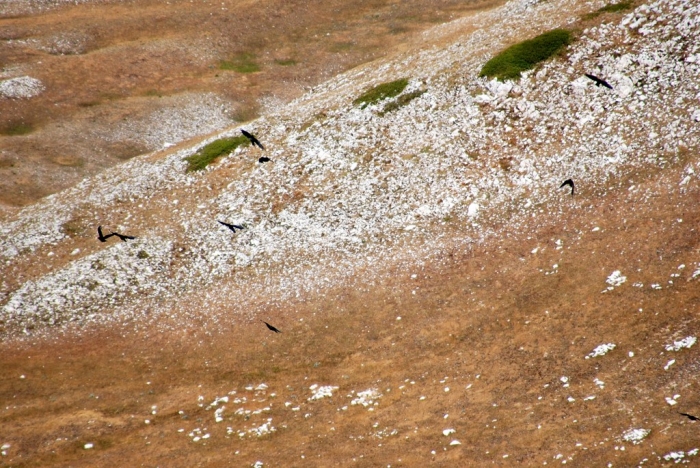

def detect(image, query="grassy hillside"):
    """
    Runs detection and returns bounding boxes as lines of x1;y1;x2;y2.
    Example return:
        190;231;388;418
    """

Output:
1;0;700;465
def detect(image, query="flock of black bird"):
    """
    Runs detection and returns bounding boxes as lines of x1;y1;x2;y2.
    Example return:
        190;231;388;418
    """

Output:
95;130;282;332
88;76;700;418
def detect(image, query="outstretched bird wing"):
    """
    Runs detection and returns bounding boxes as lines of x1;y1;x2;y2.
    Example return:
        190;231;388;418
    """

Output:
241;129;265;150
114;233;136;241
262;321;281;333
585;73;613;89
560;179;575;195
97;225;115;241
218;220;243;232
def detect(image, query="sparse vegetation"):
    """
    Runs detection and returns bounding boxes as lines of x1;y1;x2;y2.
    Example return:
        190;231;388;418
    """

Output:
184;135;249;172
353;78;409;109
379;89;426;116
584;0;633;19
479;29;572;80
1;121;34;136
220;53;260;73
329;42;354;53
274;58;297;66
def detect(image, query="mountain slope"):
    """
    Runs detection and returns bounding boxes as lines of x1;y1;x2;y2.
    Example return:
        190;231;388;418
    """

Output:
1;0;700;465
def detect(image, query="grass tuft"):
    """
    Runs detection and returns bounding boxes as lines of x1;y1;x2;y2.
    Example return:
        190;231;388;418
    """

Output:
1;121;34;136
479;29;572;81
184;135;249;172
379;89;426;116
274;58;297;66
584;1;633;19
220;53;260;73
353;78;409;109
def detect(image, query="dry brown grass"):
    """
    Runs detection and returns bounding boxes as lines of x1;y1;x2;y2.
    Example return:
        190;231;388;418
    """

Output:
0;0;502;213
1;161;699;466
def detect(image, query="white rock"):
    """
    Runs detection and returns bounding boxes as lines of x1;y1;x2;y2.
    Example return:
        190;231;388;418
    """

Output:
0;76;45;99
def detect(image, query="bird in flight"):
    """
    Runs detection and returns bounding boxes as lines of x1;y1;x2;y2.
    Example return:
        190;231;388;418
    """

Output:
584;73;613;89
113;232;136;242
560;179;575;196
218;220;244;233
680;412;699;421
258;156;271;163
262;321;281;333
97;225;116;242
241;129;265;150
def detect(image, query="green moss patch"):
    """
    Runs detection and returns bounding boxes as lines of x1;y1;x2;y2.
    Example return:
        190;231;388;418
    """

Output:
379;89;426;116
184;135;249;172
479;29;572;81
353;78;409;109
584;1;633;19
220;53;260;73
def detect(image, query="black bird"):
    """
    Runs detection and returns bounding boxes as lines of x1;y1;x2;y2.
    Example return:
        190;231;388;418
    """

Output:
113;232;136;242
218;220;244;233
258;156;271;163
97;225;116;242
241;129;264;150
560;178;575;196
584;73;613;90
262;321;281;333
680;412;699;421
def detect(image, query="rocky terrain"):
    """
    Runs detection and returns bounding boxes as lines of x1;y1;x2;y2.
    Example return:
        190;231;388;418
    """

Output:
0;0;498;210
1;0;699;465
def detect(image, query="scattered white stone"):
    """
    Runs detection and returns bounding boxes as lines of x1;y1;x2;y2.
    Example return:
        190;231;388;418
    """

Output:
586;343;616;359
351;388;382;408
663;449;699;463
0;76;45;99
450;440;461;446
665;337;697;352
308;384;338;401
84;443;94;449
443;428;456;436
622;428;650;445
664;359;676;370
248;419;275;437
606;271;627;288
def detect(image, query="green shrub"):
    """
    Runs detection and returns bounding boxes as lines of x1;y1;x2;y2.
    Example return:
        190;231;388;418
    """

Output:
185;135;249;172
584;1;633;19
353;78;409;109
379;89;426;116
479;29;572;81
220;53;260;73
